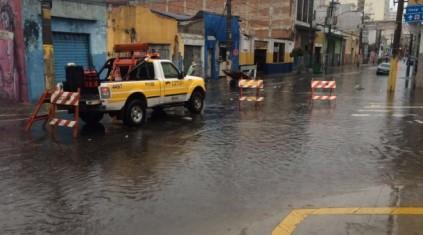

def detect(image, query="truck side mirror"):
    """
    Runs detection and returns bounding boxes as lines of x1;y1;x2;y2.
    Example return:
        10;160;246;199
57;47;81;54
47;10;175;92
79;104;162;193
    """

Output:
178;71;185;79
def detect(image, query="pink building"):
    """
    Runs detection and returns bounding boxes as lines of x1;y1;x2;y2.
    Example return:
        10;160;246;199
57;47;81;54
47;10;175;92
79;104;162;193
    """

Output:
0;0;27;102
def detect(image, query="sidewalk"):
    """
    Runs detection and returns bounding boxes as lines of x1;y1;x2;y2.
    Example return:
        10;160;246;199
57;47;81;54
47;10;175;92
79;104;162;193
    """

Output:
0;98;35;122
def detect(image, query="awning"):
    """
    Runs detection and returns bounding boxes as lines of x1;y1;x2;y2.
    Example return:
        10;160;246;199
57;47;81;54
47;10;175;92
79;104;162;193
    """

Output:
295;24;320;32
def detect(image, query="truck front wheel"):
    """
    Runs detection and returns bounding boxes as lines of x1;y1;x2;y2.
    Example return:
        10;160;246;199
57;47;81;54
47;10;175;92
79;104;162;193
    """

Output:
80;112;104;125
187;90;205;114
123;99;146;126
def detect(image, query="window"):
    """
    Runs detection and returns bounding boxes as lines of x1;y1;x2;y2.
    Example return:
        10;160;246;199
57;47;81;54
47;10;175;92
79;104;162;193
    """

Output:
303;0;309;23
297;0;303;21
162;62;180;79
150;44;170;59
308;0;314;24
273;43;285;63
297;0;313;23
129;62;155;81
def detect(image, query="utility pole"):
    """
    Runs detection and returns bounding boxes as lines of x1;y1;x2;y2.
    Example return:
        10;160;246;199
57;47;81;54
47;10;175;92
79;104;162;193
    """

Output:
376;29;382;58
41;0;55;90
406;35;413;78
324;0;336;74
387;0;405;92
226;0;232;71
358;0;365;66
309;10;315;69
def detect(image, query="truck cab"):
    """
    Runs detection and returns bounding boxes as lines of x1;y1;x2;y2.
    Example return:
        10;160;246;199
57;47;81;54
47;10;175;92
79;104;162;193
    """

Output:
63;44;206;126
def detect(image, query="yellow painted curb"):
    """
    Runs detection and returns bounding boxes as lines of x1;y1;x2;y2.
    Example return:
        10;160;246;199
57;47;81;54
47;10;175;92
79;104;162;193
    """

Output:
272;207;423;235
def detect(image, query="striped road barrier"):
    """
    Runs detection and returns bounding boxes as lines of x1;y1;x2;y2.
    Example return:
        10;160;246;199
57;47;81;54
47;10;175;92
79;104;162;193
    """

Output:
311;80;336;103
238;79;264;108
49;88;80;138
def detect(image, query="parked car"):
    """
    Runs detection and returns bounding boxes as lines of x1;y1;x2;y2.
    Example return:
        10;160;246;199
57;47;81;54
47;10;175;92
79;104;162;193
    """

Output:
376;62;390;75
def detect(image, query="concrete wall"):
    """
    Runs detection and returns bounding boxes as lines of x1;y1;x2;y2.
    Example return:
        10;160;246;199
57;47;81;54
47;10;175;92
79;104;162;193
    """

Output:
23;0;107;101
179;20;204;35
368;30;377;45
365;0;388;21
143;0;294;40
240;35;254;65
107;6;178;57
0;0;27;101
343;35;359;64
337;12;362;32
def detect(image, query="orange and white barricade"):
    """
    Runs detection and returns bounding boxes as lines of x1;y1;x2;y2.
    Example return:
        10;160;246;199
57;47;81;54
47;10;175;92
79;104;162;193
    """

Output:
311;80;336;103
48;89;80;138
239;79;264;106
25;89;54;131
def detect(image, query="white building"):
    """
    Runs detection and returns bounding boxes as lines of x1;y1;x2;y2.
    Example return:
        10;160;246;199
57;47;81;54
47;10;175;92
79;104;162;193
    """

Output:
337;0;393;21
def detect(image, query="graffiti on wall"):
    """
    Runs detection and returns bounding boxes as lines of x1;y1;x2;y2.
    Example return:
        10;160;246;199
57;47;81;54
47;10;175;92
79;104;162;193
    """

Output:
0;0;27;101
24;20;39;49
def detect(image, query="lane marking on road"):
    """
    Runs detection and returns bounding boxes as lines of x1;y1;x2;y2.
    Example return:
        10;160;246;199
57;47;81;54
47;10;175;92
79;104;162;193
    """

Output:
415;120;423;124
352;113;417;118
351;114;371;117
272;207;423;235
364;105;423;109
392;113;416;117
358;109;396;113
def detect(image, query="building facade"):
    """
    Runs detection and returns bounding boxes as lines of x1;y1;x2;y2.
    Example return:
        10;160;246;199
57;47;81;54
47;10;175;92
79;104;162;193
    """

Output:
23;0;107;101
0;0;27;102
107;6;179;62
408;0;423;88
150;9;240;79
314;1;362;66
340;0;392;21
136;0;295;74
294;0;315;67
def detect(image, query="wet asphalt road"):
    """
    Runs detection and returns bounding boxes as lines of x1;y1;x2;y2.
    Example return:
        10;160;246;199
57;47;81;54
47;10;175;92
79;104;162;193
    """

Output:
1;64;423;235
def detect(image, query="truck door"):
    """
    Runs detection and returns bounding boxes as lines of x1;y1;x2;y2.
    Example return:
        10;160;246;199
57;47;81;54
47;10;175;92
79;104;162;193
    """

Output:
128;61;161;107
161;62;188;103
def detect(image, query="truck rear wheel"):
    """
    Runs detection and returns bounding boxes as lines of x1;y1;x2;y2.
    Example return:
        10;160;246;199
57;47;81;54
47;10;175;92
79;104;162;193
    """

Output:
123;99;146;126
80;112;104;125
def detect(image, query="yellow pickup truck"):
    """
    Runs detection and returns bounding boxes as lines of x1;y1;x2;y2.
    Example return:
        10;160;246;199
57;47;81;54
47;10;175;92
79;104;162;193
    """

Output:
63;58;206;126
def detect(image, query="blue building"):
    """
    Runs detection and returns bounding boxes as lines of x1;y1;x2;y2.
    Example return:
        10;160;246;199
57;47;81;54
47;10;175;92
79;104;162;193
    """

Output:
23;0;107;101
153;10;240;80
202;11;240;80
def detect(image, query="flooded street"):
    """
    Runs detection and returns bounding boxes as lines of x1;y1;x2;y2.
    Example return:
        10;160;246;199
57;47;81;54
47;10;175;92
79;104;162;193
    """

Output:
2;64;423;234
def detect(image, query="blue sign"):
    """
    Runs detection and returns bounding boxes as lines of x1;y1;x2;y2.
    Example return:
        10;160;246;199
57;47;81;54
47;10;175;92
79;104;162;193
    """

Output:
405;12;423;23
404;5;423;23
406;5;423;14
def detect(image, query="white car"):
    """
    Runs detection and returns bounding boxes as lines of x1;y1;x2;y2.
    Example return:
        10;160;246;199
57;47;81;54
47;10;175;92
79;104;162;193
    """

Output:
376;63;390;75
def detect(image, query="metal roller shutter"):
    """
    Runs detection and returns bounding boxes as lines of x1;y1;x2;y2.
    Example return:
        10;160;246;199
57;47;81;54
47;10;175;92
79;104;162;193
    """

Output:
53;32;90;81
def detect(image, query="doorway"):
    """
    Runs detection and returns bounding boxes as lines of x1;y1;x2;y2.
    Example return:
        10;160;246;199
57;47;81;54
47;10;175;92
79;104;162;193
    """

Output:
184;45;202;75
254;49;267;72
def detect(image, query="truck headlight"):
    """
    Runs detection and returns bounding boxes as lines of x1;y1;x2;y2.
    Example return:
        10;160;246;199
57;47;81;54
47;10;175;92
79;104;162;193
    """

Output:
100;87;111;99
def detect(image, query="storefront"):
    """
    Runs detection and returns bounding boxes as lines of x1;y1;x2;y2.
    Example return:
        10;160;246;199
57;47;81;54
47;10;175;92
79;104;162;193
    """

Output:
23;0;107;101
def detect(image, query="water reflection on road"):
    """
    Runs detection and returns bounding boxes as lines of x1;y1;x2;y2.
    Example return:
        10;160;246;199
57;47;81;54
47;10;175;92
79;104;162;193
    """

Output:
1;65;423;234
